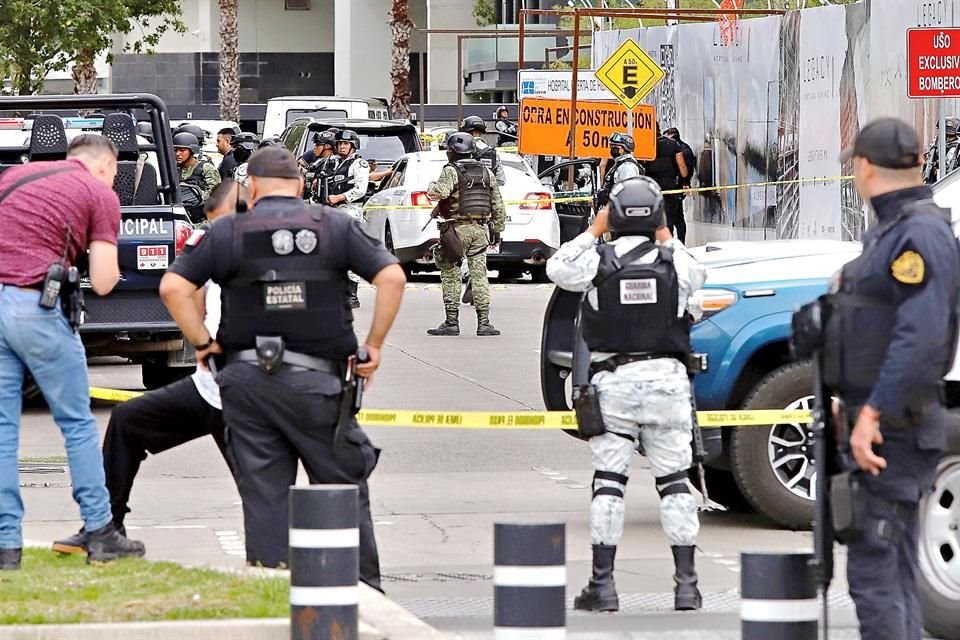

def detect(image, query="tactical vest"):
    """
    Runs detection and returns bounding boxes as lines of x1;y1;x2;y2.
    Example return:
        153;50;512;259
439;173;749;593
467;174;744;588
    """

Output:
219;205;356;360
328;156;358;196
822;201;960;396
581;241;691;355
475;142;499;173
597;156;640;207
449;160;492;220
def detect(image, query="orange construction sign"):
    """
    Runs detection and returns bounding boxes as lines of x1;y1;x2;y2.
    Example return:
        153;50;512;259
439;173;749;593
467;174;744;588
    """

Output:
518;97;656;160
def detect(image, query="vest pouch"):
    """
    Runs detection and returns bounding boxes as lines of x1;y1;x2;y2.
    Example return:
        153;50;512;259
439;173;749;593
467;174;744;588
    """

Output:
438;221;464;264
255;336;285;374
830;471;865;544
573;384;606;439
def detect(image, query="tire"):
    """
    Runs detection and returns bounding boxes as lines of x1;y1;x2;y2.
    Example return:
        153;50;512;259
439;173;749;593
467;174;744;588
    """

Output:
142;363;194;391
530;266;550;283
919;454;960;640
701;466;754;513
730;361;817;529
384;223;396;255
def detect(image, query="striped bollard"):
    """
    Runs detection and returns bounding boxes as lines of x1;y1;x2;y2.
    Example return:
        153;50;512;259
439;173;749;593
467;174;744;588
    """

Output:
289;485;359;640
741;551;818;640
494;523;566;640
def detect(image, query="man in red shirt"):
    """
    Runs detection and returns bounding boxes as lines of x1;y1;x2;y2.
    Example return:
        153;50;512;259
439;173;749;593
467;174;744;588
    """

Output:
0;134;145;569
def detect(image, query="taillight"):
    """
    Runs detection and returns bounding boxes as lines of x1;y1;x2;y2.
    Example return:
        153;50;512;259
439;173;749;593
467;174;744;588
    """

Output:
174;220;193;255
411;191;433;207
519;192;552;210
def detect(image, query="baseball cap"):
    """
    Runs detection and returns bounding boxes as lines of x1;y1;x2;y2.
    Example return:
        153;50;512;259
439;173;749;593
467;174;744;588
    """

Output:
247;147;301;180
839;117;922;169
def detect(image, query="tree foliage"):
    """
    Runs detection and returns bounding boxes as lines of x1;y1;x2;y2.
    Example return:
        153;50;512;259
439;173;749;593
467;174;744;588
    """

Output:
473;0;496;27
0;0;184;95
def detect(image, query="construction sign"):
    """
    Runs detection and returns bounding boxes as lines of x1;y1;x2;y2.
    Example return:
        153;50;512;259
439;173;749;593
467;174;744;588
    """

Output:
518;97;657;160
595;38;665;110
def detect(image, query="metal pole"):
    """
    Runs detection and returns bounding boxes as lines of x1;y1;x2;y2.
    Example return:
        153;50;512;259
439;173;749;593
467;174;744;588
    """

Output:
457;35;464;127
940;112;947;181
494;523;566;639
741;552;817;640
519;10;526;71
568;9;581;165
419;50;426;133
627;107;633;140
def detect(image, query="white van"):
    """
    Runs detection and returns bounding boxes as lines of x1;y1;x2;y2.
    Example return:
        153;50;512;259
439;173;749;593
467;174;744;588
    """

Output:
263;97;390;138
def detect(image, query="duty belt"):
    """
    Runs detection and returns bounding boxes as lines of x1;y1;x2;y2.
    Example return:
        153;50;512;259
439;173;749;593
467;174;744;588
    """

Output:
589;352;685;377
862;484;918;522
227;349;340;375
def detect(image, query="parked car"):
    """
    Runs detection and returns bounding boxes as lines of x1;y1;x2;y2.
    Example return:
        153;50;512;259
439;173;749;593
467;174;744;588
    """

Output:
0;95;195;390
362;150;560;279
264;96;390;139
280;118;421;172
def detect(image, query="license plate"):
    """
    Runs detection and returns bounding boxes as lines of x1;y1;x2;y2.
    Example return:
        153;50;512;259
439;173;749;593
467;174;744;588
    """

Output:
487;244;500;254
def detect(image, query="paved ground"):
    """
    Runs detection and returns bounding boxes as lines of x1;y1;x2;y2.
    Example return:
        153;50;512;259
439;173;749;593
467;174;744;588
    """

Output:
16;275;926;638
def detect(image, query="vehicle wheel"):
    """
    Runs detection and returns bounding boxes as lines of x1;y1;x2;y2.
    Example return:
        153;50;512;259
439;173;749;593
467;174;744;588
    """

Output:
701;466;754;512
530;266;550;283
141;363;194;391
920;453;960;640
730;361;816;529
384;223;396;255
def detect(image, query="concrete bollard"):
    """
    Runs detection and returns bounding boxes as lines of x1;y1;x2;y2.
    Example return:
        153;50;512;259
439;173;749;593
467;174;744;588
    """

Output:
740;551;818;640
494;523;566;640
289;485;359;640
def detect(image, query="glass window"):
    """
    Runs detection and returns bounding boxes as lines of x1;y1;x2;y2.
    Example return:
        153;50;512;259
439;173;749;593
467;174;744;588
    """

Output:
285;109;348;125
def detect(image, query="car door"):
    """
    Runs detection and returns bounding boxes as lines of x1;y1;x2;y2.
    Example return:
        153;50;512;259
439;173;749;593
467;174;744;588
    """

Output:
538;159;598;244
364;157;408;247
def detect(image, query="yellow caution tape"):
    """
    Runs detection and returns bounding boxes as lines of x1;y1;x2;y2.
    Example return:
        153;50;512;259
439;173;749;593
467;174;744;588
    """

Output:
87;387;812;428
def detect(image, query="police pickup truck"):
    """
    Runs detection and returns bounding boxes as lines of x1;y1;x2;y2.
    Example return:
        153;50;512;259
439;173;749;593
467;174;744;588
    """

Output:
0;95;194;389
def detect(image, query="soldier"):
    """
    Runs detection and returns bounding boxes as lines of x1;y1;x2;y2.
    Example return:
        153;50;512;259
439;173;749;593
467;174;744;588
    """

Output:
304;131;339;203
546;176;707;613
326;129;369;309
595;133;642;210
461;115;506;186
426;133;505;337
921;116;960;184
174;132;221;219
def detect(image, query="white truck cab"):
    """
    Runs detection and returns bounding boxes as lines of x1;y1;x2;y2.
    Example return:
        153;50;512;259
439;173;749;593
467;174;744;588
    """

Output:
263;97;390;138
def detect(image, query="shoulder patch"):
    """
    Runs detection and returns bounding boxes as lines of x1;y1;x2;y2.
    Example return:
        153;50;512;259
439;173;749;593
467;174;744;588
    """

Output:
891;250;925;284
356;159;369;169
185;229;206;247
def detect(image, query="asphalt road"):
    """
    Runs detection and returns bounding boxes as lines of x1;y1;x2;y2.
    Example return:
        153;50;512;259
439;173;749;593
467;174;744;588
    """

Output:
16;275;892;638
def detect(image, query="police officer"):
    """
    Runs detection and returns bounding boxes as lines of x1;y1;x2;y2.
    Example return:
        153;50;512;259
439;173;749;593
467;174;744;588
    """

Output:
546;176;707;613
216;126;241;180
644;124;689;242
827;118;960;640
426;132;505;337
461;115;506;186
922;116;960;184
174;132;221;219
494;106;518;147
596;132;642;209
159;147;407;588
326;129;369;308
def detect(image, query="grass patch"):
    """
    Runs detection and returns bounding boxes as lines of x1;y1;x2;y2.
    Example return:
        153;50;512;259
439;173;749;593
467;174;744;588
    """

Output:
18;456;68;464
0;549;289;624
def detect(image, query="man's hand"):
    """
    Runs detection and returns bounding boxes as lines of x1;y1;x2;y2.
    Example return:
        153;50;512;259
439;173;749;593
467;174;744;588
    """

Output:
356;343;381;384
196;341;223;371
327;194;346;206
655;226;673;243
589;206;610;238
850;405;886;476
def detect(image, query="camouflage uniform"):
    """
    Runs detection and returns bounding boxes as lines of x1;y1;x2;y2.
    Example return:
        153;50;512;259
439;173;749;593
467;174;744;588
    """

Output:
427;163;505;334
180;158;221;202
546;232;706;548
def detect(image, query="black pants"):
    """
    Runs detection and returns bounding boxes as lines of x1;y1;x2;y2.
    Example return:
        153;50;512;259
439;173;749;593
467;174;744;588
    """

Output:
103;376;227;527
217;362;382;590
665;195;685;243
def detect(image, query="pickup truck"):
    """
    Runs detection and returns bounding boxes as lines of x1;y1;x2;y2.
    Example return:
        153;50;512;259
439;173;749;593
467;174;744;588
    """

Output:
0;94;194;389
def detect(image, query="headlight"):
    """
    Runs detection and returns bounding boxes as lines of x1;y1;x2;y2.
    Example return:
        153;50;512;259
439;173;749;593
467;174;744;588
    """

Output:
694;288;739;321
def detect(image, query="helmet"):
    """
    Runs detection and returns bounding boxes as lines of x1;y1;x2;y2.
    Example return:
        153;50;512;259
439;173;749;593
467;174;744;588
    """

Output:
174;124;207;144
336;129;361;149
313;130;337;147
259;135;281;149
136;122;153;141
607;176;665;236
608;132;635;153
495;105;509;117
461;115;487;133
172;132;200;155
231;132;260;151
445;132;476;156
946;117;960;137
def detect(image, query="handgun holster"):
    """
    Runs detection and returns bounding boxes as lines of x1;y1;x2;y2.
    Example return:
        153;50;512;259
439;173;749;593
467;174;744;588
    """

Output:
573;384;606;439
830;471;865;544
255;336;285;374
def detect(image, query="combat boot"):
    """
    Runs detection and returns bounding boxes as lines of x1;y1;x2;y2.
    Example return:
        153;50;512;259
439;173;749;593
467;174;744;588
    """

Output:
671;545;702;611
349;280;360;309
573;544;619;612
476;309;501;336
52;527;89;555
86;522;145;564
0;548;21;570
427;309;460;336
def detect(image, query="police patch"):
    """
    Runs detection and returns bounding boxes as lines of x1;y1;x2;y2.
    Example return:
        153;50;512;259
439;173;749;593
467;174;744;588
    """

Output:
891;250;925;285
295;229;317;254
185;229;206;246
271;229;295;255
263;282;307;310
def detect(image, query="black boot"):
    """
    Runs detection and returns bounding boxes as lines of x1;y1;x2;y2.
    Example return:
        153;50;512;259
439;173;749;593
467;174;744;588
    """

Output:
573;544;619;612
672;545;702;611
0;548;21;570
52;527;89;555
349;280;360;309
86;522;145;564
476;308;500;336
427;309;460;336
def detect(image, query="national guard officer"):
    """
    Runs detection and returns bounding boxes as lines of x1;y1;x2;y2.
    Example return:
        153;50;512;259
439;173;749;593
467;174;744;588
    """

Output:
326;129;369;308
494;106;518;147
159;147;407;589
595;133;642;210
461;115;506;186
231;132;260;187
426;132;505;337
922;116;960;184
826;118;960;640
546;176;707;613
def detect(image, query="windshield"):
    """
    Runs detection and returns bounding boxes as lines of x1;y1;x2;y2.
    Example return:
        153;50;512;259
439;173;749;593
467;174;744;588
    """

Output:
286;109;349;125
359;132;420;163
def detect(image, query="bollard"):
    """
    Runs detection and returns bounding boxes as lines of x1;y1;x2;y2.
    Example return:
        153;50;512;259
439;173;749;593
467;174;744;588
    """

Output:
289;485;359;640
494;523;566;640
741;551;818;640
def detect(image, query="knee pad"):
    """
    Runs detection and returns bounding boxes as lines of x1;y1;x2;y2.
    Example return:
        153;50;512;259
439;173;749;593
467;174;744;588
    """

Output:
593;470;629;499
655;470;690;499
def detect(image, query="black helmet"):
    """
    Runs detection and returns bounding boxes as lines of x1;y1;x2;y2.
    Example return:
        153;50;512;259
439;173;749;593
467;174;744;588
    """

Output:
172;132;200;155
461;115;487;133
445;132;476;156
609;132;635;153
259;135;280;149
946;117;960;137
136;122;153;141
336;129;361;149
174;124;207;144
495;105;509;117
607;176;665;236
231;132;260;151
313;130;337;147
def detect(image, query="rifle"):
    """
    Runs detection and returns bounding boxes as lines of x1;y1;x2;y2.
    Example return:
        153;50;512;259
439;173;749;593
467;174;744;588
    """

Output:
334;347;370;452
685;353;724;511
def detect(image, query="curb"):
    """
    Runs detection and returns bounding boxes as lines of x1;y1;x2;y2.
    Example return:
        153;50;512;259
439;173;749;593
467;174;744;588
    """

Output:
0;619;382;640
360;582;450;639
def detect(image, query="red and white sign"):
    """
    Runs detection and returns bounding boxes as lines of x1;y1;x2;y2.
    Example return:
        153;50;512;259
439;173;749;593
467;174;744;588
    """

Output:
907;27;960;98
137;245;169;270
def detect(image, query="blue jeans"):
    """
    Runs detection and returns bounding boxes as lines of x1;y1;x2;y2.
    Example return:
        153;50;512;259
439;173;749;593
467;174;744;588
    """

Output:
0;285;112;549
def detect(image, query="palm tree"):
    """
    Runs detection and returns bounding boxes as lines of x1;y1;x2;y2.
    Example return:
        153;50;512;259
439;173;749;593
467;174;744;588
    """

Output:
219;0;240;122
389;0;414;119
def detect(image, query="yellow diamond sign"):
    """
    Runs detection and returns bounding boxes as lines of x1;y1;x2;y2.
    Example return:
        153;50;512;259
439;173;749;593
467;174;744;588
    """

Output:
594;38;665;110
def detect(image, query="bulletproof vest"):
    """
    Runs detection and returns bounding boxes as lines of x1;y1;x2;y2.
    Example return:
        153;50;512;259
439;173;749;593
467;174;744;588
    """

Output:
645;137;681;189
475;142;499;173
822;201;960;397
581;241;691;355
597;156;640;207
219;204;356;359
180;162;207;215
328;155;358;196
449;159;492;220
